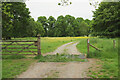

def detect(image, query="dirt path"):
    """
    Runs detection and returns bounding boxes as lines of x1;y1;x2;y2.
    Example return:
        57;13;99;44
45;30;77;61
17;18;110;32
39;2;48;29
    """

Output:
43;42;83;56
18;59;97;78
17;42;97;78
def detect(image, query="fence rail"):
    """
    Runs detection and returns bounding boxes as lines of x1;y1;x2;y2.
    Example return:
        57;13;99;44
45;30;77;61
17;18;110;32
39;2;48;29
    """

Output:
1;34;41;55
87;39;116;57
87;39;101;56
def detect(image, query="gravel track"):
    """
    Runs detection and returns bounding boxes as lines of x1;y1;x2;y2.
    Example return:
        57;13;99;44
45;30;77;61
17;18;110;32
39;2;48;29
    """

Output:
17;42;97;78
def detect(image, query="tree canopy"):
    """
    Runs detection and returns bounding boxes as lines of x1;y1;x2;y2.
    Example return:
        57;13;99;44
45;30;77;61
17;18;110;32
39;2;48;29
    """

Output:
2;2;96;39
37;15;91;37
2;2;45;39
92;2;120;37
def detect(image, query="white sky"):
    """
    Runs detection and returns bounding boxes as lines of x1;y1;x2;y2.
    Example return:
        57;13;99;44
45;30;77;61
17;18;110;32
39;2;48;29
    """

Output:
25;0;98;21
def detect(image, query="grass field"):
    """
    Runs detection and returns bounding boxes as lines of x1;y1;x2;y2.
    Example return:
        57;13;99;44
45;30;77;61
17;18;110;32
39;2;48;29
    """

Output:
76;37;118;78
2;37;119;78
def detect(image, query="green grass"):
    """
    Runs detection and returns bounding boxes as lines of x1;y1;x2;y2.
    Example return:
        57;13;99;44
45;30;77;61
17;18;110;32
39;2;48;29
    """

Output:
35;54;87;62
77;38;118;58
76;37;118;78
2;55;26;59
2;59;36;78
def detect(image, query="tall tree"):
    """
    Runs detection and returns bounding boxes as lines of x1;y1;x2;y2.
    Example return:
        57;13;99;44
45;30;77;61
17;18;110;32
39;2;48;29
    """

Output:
54;15;67;37
34;21;45;36
47;16;56;37
37;16;48;37
92;2;120;37
65;15;75;36
79;21;89;36
2;2;31;39
66;24;74;36
73;17;84;36
26;18;45;37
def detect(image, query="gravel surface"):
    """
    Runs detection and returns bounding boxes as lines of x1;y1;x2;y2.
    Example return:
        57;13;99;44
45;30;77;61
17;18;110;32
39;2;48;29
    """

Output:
18;59;97;78
17;42;97;78
43;42;83;56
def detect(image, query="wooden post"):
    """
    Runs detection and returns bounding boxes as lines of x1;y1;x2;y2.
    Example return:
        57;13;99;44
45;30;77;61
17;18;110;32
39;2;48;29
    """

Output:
37;34;41;55
87;39;89;55
113;40;116;48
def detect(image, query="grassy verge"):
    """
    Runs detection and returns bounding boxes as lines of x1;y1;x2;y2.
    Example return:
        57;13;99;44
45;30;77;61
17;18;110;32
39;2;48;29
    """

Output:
76;37;118;78
2;58;36;78
35;54;87;62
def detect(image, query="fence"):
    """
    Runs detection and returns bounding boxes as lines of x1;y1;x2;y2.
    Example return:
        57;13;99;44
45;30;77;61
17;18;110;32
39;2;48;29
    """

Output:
87;39;101;56
87;39;116;56
1;34;41;55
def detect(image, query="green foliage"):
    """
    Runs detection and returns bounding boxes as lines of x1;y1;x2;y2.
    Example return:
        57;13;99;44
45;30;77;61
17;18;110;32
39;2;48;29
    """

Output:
2;2;45;39
47;16;56;37
2;2;31;39
37;16;48;37
79;21;89;36
36;15;91;37
92;2;120;37
2;2;91;38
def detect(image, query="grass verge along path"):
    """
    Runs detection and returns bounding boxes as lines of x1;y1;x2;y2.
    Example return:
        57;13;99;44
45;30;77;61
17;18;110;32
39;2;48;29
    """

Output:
2;59;36;78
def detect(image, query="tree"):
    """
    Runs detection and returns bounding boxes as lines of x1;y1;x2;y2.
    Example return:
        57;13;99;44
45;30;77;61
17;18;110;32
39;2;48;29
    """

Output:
85;19;91;25
26;18;36;37
92;2;120;37
47;16;56;37
79;21;89;36
54;15;67;37
37;16;48;37
2;2;31;39
66;24;74;36
34;21;45;36
73;17;84;36
26;18;45;37
65;15;75;36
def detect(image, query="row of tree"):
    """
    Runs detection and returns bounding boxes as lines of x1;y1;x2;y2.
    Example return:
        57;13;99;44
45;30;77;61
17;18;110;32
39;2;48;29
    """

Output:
2;2;91;39
37;15;91;37
2;2;119;39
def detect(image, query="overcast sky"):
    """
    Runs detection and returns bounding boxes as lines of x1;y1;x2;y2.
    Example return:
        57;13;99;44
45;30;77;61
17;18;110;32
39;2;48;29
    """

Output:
25;0;97;21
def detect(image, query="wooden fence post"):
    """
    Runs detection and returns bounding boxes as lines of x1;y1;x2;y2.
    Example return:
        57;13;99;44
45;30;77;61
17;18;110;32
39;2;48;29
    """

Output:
113;40;116;48
37;34;41;55
87;39;89;55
